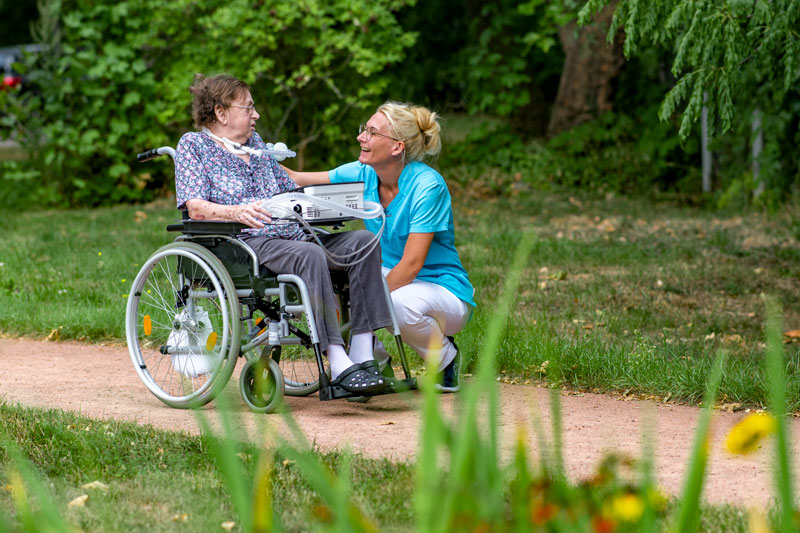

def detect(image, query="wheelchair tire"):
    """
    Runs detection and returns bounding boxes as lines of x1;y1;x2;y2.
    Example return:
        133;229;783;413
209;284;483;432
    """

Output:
240;354;284;413
126;242;241;409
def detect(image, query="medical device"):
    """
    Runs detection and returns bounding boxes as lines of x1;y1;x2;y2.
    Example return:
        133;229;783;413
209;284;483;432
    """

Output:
263;182;379;224
261;185;385;268
201;127;296;161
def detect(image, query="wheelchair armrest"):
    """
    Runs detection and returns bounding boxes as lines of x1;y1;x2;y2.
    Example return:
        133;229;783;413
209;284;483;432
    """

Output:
168;220;250;236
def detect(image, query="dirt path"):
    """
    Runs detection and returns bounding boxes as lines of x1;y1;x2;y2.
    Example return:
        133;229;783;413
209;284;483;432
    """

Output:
0;337;796;507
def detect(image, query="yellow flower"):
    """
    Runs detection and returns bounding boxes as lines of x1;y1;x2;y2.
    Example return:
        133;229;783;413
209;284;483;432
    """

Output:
725;413;777;455
610;493;644;522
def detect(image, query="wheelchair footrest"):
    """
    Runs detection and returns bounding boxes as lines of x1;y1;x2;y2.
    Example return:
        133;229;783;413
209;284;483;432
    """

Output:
319;377;417;401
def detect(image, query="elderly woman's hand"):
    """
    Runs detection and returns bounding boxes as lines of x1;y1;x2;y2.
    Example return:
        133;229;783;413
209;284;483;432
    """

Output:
231;201;273;228
184;198;272;227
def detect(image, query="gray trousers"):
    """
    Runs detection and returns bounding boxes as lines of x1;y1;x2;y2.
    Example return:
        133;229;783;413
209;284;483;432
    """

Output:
241;230;392;352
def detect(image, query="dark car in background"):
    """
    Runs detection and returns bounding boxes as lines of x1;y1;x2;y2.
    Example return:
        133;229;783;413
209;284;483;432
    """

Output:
1;44;41;91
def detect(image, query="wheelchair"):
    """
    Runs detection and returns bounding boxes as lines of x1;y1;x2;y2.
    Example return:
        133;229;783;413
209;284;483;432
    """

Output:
125;146;416;413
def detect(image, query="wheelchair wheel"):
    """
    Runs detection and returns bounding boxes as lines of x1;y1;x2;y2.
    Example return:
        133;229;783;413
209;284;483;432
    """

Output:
275;345;321;397
240;351;284;413
126;242;241;409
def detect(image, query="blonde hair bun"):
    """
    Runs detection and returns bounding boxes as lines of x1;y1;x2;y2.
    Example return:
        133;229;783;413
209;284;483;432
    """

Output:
378;101;442;162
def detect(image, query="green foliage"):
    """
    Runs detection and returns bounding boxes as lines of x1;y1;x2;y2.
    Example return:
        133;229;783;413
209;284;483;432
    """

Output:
443;107;700;196
458;0;574;117
1;0;171;207
713;97;800;209
1;0;415;207
580;0;800;142
147;0;416;170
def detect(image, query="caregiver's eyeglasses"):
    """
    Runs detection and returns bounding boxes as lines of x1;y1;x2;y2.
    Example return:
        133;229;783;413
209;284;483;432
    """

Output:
358;124;401;142
230;104;258;114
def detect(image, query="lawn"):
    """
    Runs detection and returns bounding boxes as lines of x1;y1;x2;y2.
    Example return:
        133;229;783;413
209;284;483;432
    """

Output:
1;189;799;409
1;189;796;530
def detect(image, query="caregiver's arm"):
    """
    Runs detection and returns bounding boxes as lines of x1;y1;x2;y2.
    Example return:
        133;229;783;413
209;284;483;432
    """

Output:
386;233;434;292
281;166;331;186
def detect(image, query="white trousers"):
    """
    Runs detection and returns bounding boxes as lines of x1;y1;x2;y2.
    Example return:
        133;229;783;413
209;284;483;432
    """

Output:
376;266;470;370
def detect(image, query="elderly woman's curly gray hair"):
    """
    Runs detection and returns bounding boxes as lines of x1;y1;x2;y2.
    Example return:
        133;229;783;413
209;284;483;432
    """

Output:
189;74;250;129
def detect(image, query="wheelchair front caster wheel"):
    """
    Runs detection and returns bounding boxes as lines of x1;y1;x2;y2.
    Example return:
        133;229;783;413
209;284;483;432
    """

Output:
240;356;284;413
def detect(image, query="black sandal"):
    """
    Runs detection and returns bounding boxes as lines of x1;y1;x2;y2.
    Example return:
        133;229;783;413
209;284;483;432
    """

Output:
330;363;387;394
358;360;398;387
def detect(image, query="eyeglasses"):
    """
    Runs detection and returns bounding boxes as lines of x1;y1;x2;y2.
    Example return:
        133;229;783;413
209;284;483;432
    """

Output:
230;104;258;114
358;123;401;142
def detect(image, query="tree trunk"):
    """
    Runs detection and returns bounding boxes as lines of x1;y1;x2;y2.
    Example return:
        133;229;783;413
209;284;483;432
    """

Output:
547;0;625;138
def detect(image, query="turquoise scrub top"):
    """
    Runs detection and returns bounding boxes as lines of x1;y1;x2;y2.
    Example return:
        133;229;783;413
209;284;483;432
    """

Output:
329;161;475;307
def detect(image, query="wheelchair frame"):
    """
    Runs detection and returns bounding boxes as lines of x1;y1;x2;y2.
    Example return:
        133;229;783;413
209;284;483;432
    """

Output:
125;146;416;413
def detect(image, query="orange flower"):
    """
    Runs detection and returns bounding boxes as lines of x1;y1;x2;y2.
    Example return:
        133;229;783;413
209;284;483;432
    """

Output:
311;503;333;523
591;515;617;533
530;503;559;525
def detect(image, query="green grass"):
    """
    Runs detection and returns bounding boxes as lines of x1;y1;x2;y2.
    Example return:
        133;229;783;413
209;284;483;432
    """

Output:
0;403;415;532
1;222;792;531
1;191;799;408
0;399;752;532
448;190;800;410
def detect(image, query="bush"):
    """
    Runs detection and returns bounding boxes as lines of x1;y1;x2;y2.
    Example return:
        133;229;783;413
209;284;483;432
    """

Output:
1;0;171;207
443;108;702;198
1;0;416;208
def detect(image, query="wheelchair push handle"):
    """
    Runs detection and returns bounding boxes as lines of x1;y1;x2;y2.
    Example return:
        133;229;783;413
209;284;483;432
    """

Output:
137;146;176;162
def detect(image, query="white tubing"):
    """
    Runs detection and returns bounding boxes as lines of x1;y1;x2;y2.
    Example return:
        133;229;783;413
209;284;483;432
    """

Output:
261;194;385;268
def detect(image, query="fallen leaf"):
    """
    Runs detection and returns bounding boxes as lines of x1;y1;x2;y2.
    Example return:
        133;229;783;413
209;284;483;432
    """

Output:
723;334;744;346
221;522;236;531
582;324;594;331
784;330;800;339
720;402;743;413
704;332;716;341
282;459;294;467
381;421;395;425
597;218;616;232
81;481;109;491
134;210;148;222
68;494;89;508
46;326;63;341
172;513;189;523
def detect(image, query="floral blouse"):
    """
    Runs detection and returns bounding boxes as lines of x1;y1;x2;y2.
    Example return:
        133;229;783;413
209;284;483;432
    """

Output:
175;131;305;240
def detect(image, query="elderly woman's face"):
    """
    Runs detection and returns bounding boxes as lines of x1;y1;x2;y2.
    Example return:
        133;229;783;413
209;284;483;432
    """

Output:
220;90;259;142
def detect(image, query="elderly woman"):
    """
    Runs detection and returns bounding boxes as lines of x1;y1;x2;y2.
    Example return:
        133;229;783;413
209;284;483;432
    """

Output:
287;101;475;393
175;74;390;395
